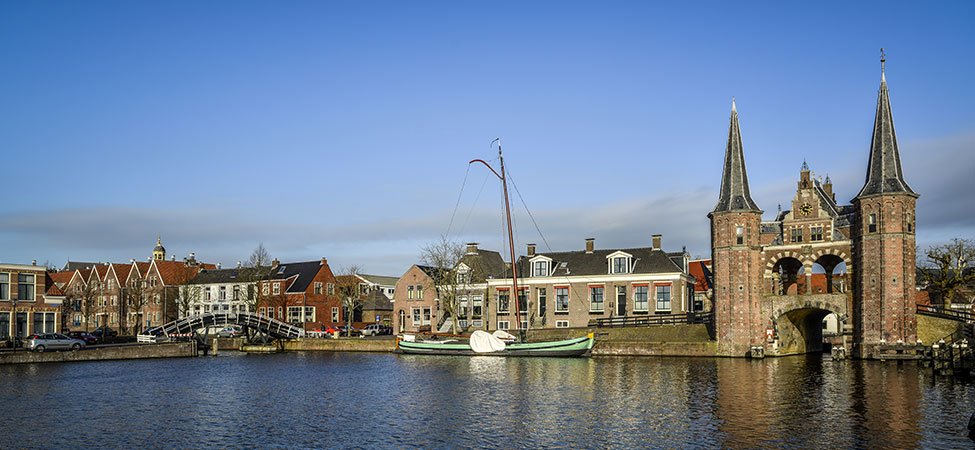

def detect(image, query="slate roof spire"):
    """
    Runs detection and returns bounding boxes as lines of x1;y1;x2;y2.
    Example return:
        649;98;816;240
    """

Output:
855;67;917;198
713;98;761;213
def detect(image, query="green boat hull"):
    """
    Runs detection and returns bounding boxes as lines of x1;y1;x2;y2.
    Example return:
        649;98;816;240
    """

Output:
396;333;594;357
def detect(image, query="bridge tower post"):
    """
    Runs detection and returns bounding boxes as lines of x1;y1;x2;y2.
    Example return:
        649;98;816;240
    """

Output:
709;99;765;357
851;67;919;358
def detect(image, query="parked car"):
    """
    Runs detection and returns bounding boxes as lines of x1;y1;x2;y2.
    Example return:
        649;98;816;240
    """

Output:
23;333;86;352
361;324;385;337
340;325;361;337
92;327;118;341
215;326;242;338
66;331;99;345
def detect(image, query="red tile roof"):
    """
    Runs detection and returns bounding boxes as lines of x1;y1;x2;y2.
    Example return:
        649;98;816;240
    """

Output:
152;260;203;285
48;271;75;287
689;260;712;293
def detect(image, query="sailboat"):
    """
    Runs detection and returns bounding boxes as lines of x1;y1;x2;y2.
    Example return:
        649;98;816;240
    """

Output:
396;141;595;357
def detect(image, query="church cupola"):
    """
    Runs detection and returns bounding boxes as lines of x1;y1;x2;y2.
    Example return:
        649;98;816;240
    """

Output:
152;237;166;261
712;98;762;214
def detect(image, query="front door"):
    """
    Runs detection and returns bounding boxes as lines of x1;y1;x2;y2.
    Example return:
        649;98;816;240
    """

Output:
617;286;626;316
16;313;28;338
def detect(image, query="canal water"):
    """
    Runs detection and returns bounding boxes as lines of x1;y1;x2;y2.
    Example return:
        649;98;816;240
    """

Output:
1;352;973;449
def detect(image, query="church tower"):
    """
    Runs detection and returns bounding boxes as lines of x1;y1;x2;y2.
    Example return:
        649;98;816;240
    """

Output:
851;65;919;358
152;237;166;261
709;99;765;357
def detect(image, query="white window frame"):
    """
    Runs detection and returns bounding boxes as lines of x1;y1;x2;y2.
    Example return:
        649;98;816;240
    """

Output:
497;320;509;330
555;286;569;312
633;284;649;312
556;320;569;328
497;288;510;313
272;283;281;295
655;284;672;312
589;285;604;313
332;307;339;322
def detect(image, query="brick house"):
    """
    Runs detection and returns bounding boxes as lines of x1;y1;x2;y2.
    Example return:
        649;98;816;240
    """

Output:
392;265;442;333
496;236;695;331
257;258;341;331
1;262;64;343
688;259;713;313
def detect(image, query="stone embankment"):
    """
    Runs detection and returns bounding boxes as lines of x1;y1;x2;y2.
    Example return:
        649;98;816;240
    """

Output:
0;342;197;365
277;324;718;356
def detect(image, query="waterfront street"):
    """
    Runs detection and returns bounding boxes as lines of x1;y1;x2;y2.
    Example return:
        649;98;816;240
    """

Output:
1;352;973;449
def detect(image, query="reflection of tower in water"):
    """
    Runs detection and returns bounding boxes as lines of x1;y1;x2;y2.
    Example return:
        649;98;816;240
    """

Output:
715;357;921;449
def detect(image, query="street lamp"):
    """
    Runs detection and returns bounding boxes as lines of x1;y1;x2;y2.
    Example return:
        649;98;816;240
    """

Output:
11;298;17;351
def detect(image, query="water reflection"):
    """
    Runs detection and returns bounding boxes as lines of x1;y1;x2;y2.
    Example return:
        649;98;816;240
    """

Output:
0;353;972;449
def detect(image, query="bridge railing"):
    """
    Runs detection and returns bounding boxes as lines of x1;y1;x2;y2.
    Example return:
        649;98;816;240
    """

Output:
593;311;714;328
143;312;305;340
917;304;975;323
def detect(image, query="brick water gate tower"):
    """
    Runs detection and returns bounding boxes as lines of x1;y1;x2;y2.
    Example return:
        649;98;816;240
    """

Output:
709;66;918;358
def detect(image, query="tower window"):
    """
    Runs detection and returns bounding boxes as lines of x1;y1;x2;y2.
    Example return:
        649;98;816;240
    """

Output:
736;227;744;245
868;214;877;233
810;226;823;241
790;228;803;243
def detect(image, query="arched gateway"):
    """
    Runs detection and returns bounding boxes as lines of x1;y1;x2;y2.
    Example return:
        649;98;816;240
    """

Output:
710;68;917;358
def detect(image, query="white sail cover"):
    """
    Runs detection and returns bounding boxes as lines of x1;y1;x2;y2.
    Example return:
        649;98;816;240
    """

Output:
469;330;506;353
492;330;516;341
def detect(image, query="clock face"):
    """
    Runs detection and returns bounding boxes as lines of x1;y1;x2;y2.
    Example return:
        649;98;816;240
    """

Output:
800;203;813;216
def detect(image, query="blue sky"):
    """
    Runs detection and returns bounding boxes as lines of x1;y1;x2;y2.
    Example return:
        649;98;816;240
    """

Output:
1;1;973;275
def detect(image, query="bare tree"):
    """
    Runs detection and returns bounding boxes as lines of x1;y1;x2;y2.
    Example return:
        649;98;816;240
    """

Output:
243;244;275;315
420;237;465;334
122;279;152;335
336;266;366;331
76;281;99;332
247;243;272;268
919;238;975;308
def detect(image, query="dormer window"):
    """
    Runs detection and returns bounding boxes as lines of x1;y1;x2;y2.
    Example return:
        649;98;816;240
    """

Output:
277;266;286;274
606;251;632;274
533;261;548;277
612;257;628;274
529;256;553;277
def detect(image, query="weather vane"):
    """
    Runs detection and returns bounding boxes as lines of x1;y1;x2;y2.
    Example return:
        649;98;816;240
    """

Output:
880;47;886;73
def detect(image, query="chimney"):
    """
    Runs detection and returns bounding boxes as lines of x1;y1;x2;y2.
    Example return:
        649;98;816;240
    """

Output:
171;255;176;261
824;174;835;202
527;243;536;256
188;252;196;261
217;263;221;269
32;260;37;266
652;234;662;250
585;238;594;254
320;257;327;266
272;258;280;268
237;261;242;268
465;243;479;255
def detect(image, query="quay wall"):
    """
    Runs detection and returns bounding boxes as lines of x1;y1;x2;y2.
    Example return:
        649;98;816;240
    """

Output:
917;314;963;345
285;338;396;352
0;342;196;365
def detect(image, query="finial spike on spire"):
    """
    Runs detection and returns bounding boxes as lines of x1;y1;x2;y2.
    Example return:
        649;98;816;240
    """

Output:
880;47;887;81
731;96;737;113
801;159;809;171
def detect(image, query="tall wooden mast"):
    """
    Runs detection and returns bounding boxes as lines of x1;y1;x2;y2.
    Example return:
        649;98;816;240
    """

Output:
469;139;522;331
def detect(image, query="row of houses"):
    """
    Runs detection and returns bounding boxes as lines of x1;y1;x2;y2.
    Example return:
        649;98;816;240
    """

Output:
3;234;715;341
392;236;712;334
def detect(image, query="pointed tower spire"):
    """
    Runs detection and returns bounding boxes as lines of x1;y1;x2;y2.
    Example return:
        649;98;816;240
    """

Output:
713;99;761;213
855;66;917;198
